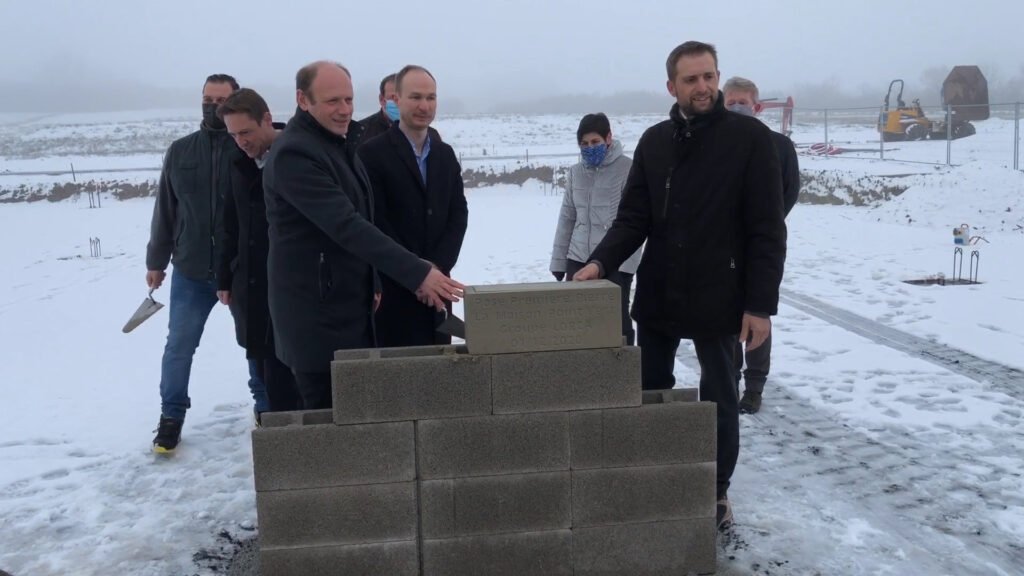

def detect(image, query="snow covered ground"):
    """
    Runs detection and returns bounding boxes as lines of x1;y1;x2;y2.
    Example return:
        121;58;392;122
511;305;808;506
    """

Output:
1;112;1022;575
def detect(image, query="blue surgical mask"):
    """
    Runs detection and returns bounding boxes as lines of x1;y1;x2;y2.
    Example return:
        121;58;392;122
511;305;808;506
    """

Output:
384;100;400;121
727;103;756;117
580;143;608;167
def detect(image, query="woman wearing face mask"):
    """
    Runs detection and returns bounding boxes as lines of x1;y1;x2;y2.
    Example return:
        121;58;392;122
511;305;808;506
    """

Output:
550;113;642;345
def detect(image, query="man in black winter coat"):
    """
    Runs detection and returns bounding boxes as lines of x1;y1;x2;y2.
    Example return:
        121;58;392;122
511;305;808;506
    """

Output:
263;61;464;409
215;88;300;418
146;73;240;453
574;41;787;531
359;65;468;347
723;75;800;415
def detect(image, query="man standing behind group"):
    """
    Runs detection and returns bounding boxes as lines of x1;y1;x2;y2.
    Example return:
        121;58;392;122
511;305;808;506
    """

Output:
359;65;468;347
263;61;464;409
573;41;787;531
722;75;799;415
215;88;300;420
146;73;240;454
356;72;443;149
356;74;400;145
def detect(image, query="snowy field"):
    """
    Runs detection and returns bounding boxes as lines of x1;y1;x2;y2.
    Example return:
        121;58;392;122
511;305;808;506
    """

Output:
0;111;1023;575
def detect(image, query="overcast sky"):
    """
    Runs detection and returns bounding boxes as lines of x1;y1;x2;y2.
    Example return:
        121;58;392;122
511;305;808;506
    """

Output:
1;0;1021;114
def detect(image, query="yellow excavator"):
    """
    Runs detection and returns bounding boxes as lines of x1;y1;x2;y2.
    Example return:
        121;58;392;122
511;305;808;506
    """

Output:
878;66;989;142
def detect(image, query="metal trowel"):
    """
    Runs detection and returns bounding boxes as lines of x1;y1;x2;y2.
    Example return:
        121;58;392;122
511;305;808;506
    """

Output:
435;310;466;339
122;289;165;333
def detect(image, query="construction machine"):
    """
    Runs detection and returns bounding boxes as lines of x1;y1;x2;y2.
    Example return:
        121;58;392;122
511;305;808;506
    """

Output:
760;95;794;137
878;66;989;142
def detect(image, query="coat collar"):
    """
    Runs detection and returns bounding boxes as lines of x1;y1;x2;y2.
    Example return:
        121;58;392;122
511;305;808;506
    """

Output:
387;124;430;192
669;91;726;138
292;107;349;145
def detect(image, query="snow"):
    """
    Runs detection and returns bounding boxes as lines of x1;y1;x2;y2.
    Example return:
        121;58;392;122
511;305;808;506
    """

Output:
1;112;1023;575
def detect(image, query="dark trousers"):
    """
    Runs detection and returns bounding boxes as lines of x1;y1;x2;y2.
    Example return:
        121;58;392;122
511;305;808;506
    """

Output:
734;331;771;394
637;323;739;500
253;354;301;412
565;259;635;345
291;370;332;410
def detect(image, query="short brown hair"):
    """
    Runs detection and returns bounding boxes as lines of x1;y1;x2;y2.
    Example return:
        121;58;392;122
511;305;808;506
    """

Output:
665;41;718;81
379;73;397;96
395;65;435;94
216;88;270;123
295;61;351;101
204;74;239;91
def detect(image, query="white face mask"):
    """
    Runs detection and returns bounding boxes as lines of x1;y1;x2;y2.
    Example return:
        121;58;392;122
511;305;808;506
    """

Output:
727;103;755;117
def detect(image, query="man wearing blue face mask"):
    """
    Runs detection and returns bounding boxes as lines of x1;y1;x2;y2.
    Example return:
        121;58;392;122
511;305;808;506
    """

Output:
723;76;799;415
356;74;401;146
550;113;641;344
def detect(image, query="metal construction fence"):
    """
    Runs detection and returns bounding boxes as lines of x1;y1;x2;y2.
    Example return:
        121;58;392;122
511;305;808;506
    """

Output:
2;102;1022;179
759;101;1022;169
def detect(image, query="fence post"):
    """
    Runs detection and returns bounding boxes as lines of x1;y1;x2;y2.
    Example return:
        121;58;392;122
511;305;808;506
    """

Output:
823;108;829;160
1014;102;1020;171
946;104;952;166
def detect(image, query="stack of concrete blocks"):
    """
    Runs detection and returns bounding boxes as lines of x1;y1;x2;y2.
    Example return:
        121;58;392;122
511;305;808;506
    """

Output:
252;280;717;575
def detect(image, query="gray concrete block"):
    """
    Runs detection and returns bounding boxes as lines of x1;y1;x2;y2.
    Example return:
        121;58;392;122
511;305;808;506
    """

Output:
257;482;416;548
570;403;716;469
641;387;699;404
332;350;491;425
572;464;716;527
333;344;467;362
463;281;621;354
572;518;717;575
258;409;335;428
420;471;571;538
252;421;414;492
491;347;641;414
260;541;418;576
422;530;573;576
418;413;570;479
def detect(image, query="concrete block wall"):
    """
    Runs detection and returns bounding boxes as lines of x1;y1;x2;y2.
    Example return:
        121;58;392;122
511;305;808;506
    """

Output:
252;414;419;575
253;283;718;575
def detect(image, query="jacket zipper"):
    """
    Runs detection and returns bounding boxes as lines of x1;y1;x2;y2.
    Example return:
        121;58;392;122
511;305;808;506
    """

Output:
318;252;331;301
662;174;672;218
209;135;220;277
663;130;690;219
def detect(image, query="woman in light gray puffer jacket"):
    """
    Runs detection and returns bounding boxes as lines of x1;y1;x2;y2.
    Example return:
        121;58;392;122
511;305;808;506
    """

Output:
550;113;642;344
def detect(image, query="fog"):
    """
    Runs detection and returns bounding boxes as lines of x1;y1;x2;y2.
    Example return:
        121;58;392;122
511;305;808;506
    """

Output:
1;0;1022;115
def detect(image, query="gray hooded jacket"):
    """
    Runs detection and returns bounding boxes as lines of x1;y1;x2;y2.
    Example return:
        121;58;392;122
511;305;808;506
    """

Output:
550;139;642;274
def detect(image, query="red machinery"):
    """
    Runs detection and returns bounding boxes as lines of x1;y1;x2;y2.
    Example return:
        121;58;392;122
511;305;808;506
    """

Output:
760;96;794;136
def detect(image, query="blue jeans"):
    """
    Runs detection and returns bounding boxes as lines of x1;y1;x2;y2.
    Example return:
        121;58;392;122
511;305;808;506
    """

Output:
158;268;219;420
248;359;270;414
